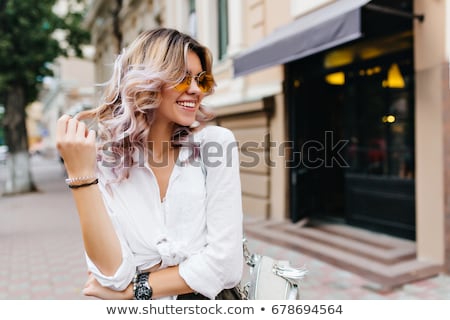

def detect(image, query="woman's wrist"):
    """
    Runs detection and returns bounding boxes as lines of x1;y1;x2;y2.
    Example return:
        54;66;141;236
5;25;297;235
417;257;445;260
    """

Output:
124;283;134;299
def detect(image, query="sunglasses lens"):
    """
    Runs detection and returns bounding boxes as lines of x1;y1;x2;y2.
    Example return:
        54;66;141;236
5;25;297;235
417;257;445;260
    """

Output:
175;76;191;92
197;73;214;93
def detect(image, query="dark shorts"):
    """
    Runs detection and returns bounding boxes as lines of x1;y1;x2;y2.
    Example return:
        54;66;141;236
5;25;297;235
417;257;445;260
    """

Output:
177;292;209;300
176;287;243;300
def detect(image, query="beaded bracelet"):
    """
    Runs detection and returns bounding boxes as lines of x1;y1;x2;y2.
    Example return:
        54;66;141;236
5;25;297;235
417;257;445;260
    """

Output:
65;176;97;185
68;179;99;189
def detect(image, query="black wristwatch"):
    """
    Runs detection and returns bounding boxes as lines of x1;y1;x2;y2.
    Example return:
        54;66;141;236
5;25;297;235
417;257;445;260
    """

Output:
133;272;153;300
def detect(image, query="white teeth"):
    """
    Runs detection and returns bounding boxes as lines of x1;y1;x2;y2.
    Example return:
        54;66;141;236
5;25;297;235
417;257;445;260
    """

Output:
178;101;196;108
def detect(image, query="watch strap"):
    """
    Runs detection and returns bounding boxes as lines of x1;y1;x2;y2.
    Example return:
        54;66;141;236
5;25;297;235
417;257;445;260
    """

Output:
133;271;152;300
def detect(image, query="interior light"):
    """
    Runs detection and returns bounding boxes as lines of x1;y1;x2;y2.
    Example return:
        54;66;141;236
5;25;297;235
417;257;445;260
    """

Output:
360;47;383;60
382;115;396;123
325;72;345;85
385;63;405;88
324;50;353;69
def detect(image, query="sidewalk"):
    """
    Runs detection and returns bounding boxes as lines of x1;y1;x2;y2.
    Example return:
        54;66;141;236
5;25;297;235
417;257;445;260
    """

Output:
0;155;449;299
0;155;93;299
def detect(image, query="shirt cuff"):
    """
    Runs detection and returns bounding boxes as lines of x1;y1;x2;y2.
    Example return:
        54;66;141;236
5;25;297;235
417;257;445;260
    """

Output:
85;252;136;291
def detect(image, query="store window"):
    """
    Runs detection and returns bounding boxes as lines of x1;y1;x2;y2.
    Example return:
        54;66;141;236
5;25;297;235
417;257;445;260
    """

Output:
344;54;414;179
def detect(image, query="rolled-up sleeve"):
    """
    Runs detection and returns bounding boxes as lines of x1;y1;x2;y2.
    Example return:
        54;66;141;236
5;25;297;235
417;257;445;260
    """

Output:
84;178;137;291
179;126;243;299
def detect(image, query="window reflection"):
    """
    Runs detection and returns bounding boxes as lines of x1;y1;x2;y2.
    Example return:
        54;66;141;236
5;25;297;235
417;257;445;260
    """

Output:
345;57;414;179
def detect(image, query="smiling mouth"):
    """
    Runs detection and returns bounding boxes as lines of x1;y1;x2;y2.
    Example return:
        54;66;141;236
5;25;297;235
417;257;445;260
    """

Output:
177;101;197;111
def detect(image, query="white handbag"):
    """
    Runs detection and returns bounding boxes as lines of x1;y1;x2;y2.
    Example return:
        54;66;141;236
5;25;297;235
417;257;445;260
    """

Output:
242;238;307;300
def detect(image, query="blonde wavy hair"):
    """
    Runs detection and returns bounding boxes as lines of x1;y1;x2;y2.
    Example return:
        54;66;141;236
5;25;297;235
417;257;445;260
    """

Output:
78;28;215;181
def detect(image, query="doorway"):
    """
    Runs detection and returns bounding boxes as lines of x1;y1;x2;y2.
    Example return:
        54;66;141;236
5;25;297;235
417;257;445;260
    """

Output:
287;69;346;223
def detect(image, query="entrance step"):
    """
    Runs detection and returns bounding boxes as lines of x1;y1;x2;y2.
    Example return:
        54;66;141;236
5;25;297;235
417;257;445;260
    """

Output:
244;218;442;292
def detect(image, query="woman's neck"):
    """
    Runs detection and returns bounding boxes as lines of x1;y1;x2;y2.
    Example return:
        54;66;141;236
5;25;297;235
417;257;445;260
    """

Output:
147;120;175;160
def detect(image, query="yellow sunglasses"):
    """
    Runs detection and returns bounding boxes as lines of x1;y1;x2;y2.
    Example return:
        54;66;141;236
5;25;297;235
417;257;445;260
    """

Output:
175;71;214;93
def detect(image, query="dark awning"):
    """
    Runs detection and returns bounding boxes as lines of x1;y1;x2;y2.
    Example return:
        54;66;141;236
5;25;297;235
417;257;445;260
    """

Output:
233;0;371;77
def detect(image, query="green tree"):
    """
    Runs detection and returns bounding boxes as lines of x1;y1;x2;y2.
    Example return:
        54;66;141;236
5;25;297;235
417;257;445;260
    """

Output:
0;0;90;194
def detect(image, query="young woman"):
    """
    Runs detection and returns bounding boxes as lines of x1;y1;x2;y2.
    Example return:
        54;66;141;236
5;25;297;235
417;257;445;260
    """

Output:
56;28;243;300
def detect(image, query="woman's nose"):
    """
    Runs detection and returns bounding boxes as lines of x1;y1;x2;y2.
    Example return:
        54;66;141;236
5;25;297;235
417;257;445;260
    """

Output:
187;78;202;94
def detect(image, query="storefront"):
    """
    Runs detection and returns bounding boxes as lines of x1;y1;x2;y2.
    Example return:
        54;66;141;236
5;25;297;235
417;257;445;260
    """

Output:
287;39;415;240
284;1;416;239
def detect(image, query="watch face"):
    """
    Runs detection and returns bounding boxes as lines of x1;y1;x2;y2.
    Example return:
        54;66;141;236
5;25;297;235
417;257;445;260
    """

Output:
135;285;151;300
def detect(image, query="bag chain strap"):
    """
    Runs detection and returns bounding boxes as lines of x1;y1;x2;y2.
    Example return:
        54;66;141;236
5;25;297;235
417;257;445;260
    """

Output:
244;238;307;285
242;237;256;267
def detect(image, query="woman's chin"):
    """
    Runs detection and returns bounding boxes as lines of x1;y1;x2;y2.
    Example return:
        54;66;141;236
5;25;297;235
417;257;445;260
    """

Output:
176;117;197;127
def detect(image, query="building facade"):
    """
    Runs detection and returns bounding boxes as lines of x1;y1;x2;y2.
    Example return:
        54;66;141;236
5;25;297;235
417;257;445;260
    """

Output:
40;56;95;157
84;0;450;282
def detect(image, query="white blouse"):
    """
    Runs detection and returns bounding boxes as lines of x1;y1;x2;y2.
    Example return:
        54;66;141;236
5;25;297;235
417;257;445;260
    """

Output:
86;125;244;299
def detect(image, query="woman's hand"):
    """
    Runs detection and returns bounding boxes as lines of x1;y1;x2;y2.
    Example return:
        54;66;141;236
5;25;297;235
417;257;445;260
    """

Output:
83;273;133;300
56;114;97;178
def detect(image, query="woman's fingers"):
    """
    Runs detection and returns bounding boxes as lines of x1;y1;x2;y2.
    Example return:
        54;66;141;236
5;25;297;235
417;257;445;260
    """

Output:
82;275;96;296
56;115;70;141
76;120;87;139
67;117;79;137
57;114;92;141
56;114;71;128
87;129;96;143
56;114;97;176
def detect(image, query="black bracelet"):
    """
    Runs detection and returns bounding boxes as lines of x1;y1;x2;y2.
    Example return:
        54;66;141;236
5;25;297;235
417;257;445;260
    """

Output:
68;179;99;189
